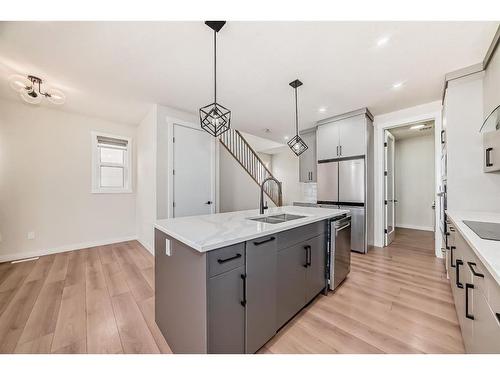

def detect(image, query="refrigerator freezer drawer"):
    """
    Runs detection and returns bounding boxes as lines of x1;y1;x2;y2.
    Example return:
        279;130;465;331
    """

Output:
317;161;338;203
338;158;365;203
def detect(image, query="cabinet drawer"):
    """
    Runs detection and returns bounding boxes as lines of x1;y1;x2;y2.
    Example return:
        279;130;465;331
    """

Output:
208;243;245;278
277;221;326;250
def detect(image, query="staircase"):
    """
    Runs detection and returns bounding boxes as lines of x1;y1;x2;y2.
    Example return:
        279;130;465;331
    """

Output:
219;129;282;207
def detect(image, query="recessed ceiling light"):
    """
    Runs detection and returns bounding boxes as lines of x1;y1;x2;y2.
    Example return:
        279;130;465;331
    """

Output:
392;82;404;89
410;124;425;130
318;107;327;113
376;36;390;47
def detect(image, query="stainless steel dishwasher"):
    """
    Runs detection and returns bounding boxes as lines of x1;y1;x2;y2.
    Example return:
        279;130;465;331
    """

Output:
328;215;352;291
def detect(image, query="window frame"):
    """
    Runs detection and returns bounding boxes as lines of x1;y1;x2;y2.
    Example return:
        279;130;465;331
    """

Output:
91;131;132;194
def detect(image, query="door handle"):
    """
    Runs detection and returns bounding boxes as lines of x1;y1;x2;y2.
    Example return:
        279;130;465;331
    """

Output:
240;274;247;307
440;130;445;144
205;201;213;205
456;259;464;289
465;283;474;320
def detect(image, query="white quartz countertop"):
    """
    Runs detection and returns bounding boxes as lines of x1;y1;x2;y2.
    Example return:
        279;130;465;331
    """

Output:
155;206;348;252
447;210;500;285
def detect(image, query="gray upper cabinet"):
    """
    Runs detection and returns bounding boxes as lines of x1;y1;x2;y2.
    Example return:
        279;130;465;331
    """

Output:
338;115;366;158
316;110;372;161
245;235;277;354
317;121;340;160
299;129;317;182
208;265;245;354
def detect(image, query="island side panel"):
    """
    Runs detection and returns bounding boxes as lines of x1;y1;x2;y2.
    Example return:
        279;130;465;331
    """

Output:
155;228;208;353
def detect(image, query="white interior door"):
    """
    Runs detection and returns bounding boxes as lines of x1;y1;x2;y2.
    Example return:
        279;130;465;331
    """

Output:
173;124;215;218
384;130;396;246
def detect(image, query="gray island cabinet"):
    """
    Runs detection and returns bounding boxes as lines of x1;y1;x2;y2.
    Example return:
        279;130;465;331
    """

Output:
154;220;329;354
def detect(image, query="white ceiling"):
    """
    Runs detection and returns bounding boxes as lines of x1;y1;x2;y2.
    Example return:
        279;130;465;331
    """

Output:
0;21;497;142
390;121;435;140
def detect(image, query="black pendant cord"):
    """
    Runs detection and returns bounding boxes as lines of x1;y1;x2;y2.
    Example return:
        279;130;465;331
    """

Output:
294;86;299;136
214;30;217;104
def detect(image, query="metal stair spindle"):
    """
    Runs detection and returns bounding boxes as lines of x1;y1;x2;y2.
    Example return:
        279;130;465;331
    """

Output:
219;129;282;207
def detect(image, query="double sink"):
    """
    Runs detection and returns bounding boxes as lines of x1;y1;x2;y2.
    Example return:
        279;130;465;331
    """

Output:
248;213;306;224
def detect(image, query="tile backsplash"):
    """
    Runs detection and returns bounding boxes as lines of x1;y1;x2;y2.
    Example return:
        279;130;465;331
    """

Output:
298;183;317;203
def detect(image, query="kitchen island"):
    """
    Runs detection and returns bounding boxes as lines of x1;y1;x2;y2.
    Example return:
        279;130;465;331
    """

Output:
154;205;348;354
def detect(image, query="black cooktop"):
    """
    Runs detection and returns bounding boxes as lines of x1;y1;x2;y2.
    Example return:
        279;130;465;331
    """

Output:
463;221;500;241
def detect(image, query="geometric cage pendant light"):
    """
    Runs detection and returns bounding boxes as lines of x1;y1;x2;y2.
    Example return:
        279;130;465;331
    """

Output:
287;79;308;156
199;21;231;137
9;74;66;105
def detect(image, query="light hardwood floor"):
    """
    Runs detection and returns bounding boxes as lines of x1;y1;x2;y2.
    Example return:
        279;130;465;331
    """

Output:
261;228;465;354
0;228;464;354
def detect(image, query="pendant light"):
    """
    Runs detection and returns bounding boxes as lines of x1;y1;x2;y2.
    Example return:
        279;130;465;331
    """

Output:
199;21;231;137
9;74;65;105
287;79;308;156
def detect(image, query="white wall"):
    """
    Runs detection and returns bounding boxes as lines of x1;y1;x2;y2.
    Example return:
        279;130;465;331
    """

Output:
219;146;272;212
0;98;137;262
395;134;435;231
136;105;157;253
446;71;500;212
271;148;301;206
483;45;500;120
373;100;442;254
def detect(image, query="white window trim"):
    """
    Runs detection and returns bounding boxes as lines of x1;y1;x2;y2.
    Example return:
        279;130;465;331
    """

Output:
91;131;133;194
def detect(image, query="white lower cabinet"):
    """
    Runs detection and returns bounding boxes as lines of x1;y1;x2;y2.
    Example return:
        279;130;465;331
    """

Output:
447;223;500;353
470;286;500;353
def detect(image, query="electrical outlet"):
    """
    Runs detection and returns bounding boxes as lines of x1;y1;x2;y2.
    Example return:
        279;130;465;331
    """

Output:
27;231;35;240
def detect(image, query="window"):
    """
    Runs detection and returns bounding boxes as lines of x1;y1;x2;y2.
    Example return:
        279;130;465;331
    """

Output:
91;132;132;193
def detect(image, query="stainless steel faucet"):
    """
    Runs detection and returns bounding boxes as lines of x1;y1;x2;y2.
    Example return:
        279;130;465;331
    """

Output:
260;177;283;214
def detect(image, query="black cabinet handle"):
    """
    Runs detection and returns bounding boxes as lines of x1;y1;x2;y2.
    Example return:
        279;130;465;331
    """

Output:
217;253;241;264
486;147;493;167
303;245;311;268
467;262;484;278
303;245;311;267
450;246;456;267
240;274;247;307
456;259;464;289
253;236;275;246
336;145;339;156
441;130;445;144
465;283;474;320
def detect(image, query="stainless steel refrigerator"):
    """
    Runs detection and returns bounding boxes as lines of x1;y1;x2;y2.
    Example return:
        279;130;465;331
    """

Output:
317;158;367;253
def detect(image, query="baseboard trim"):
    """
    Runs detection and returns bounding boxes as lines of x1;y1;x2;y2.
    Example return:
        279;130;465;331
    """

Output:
137;238;154;256
0;236;138;263
396;224;435;232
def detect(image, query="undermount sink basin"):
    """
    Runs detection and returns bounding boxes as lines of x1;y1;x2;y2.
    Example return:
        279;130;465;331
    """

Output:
248;213;306;224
